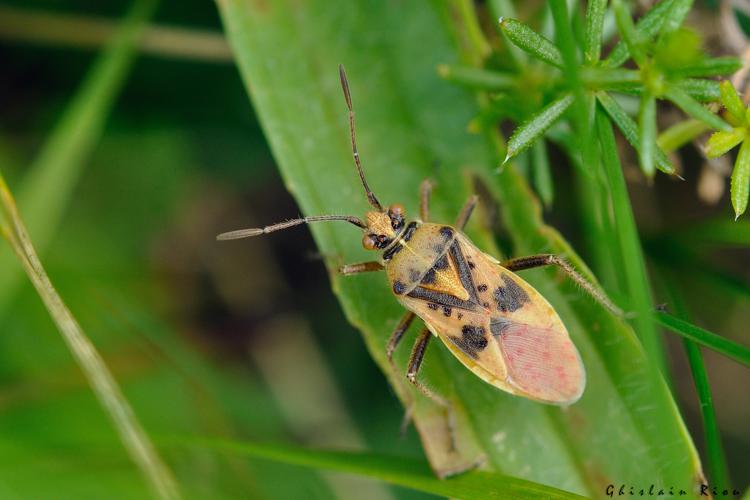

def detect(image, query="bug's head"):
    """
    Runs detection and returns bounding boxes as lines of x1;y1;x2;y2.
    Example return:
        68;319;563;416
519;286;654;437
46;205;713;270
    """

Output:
361;204;405;250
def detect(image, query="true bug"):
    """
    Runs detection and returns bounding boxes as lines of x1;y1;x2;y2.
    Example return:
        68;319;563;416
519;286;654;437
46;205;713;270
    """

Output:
218;65;621;413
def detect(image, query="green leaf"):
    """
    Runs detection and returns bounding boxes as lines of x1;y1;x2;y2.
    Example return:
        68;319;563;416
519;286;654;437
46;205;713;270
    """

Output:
654;312;750;367
657;119;709;153
0;0;156;312
731;140;750;219
676;78;721;102
217;0;705;495
506;94;573;162
499;17;563;68
705;129;746;158
720;80;746;124
612;0;646;66
657;0;694;39
669;57;743;78
604;0;675;67
584;0;607;63
639;94;657;177
182;438;586;500
596;92;676;174
666;86;732;132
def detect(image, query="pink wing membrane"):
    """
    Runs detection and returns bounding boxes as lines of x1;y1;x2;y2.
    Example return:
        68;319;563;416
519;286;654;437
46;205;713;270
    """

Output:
498;321;585;404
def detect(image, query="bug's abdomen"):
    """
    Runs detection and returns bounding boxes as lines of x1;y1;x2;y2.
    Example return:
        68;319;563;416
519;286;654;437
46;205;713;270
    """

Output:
384;222;458;296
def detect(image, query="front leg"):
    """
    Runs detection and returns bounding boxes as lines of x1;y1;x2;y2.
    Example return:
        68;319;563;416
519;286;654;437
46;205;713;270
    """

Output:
502;254;623;317
339;261;384;275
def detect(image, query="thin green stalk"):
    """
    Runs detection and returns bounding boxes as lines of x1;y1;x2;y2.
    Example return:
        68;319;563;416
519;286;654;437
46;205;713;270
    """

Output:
639;93;657;177
659;275;730;491
595;107;667;373
654;312;750;367
0;175;180;500
550;0;595;175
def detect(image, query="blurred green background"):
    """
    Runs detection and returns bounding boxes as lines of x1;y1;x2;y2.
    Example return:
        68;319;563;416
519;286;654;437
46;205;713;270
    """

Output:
0;0;748;498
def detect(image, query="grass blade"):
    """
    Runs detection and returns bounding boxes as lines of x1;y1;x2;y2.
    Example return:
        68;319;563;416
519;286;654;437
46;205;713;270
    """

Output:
499;17;563;68
658;277;730;490
595;106;667;372
0;175;180;500
665;86;732;132
530;139;553;207
584;0;607;63
0;0;157;311
505;93;573;162
653;312;750;367
596;92;676;174
180;438;586;500
731;140;750;219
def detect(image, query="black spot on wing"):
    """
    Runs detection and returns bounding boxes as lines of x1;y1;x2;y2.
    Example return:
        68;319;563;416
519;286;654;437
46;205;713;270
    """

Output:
450;325;488;359
427;303;439;310
442;306;452;317
477;284;488;292
407;286;476;311
409;269;420;282
493;275;530;312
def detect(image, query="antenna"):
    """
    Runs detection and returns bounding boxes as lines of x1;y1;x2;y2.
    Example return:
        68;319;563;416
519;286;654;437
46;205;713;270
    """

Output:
339;64;383;211
217;215;366;241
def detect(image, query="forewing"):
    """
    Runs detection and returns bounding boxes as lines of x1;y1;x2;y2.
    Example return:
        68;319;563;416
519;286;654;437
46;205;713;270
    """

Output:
452;234;585;404
496;320;585;404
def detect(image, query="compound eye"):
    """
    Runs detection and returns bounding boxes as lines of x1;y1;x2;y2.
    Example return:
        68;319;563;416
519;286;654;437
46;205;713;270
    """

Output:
388;203;405;217
362;233;378;250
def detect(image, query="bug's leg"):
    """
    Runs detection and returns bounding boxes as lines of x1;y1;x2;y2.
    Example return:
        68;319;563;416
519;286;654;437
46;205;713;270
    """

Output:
384;312;418;435
502;254;623;317
406;327;457;451
419;179;433;222
455;194;479;231
339;261;384;275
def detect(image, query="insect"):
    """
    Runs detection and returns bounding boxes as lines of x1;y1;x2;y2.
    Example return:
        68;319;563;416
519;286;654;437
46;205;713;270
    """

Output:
218;65;621;412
